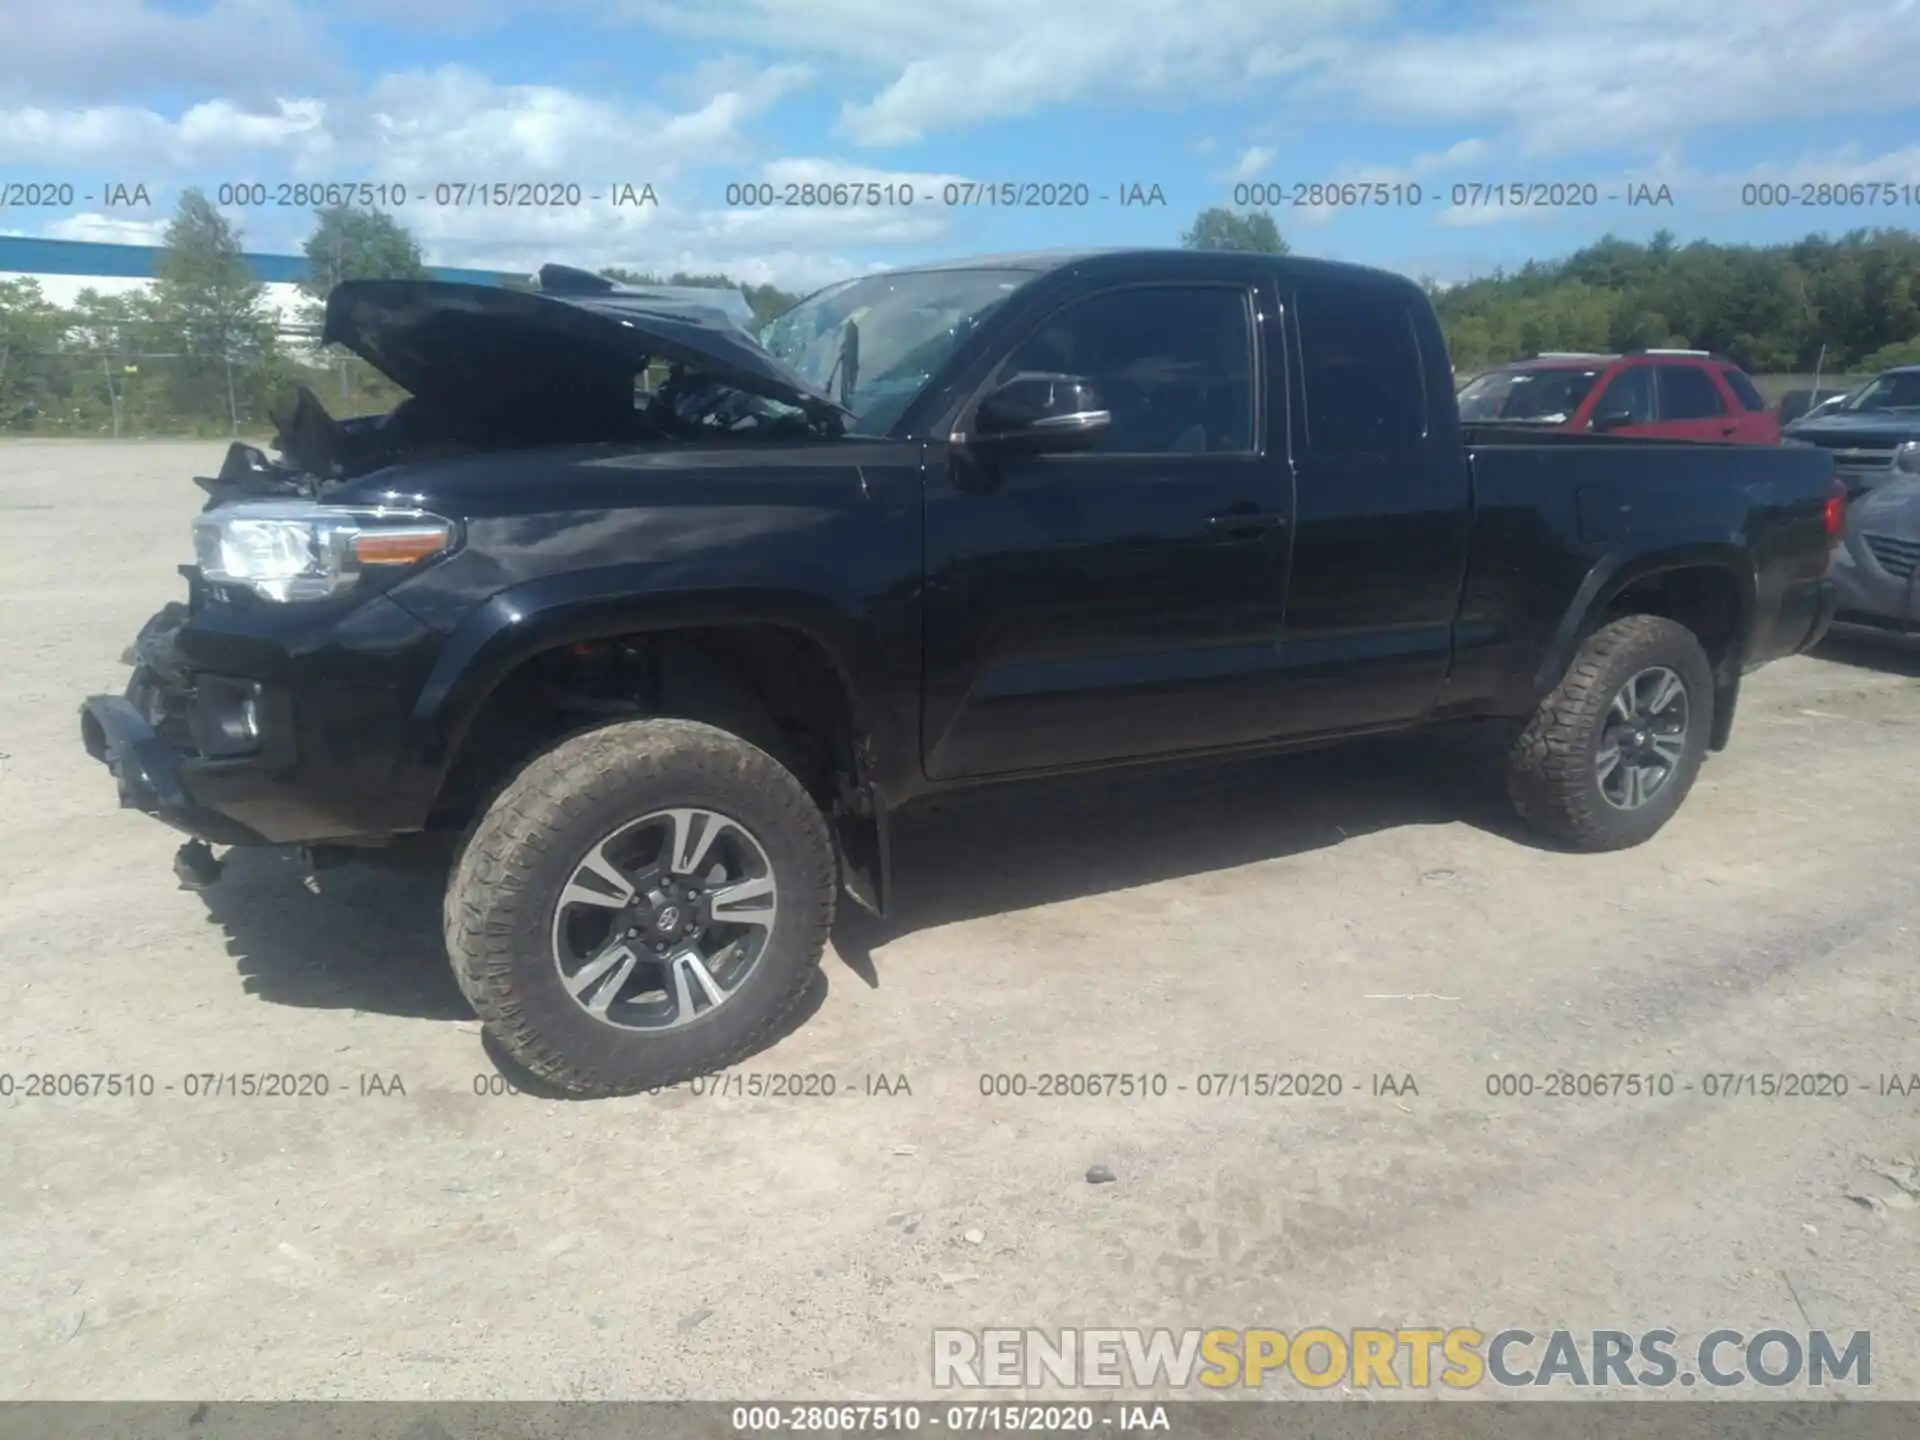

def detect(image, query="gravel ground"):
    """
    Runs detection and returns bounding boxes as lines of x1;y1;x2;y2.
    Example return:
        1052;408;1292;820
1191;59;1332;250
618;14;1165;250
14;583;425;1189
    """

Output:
2;439;1918;1401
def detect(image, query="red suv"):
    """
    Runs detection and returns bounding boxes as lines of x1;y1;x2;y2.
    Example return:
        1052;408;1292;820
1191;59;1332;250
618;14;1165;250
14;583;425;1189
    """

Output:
1456;350;1781;444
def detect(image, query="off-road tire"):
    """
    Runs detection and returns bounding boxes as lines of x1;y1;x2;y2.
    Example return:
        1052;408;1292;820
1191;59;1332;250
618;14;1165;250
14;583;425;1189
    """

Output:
1506;615;1715;851
445;717;836;1096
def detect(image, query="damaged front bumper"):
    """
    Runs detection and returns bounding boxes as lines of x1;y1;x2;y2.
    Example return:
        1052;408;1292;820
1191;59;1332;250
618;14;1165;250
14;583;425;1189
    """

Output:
78;694;237;888
80;598;276;849
79;692;269;848
77;586;449;863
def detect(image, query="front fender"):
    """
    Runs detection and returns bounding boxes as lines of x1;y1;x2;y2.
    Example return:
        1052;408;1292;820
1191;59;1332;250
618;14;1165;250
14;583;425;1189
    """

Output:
398;568;901;915
406;566;878;773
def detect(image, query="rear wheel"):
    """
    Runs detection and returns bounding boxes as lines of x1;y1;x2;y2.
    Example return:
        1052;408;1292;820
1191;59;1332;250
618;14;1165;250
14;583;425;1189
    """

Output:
1506;615;1715;851
446;717;836;1095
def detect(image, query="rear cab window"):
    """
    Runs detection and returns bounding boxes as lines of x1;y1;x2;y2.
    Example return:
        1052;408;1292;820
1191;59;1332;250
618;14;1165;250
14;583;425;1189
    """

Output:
1294;282;1427;455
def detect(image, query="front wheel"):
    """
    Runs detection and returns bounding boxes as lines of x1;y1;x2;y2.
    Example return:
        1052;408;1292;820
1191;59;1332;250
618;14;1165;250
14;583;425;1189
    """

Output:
1506;615;1715;851
445;718;836;1096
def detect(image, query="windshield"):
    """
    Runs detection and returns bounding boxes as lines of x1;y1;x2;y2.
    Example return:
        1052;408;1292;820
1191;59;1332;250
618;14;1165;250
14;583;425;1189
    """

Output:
758;268;1036;436
1457;366;1606;422
1833;371;1920;413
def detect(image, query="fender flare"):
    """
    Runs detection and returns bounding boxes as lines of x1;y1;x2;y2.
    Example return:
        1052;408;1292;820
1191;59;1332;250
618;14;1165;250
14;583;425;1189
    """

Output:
402;566;896;914
1534;544;1757;746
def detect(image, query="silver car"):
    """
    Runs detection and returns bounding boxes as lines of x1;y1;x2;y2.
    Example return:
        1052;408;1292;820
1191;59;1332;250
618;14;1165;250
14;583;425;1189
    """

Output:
1831;472;1920;635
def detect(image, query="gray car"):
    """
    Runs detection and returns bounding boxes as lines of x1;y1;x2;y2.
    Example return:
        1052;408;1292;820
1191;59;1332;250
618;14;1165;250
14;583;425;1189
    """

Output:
1831;473;1920;635
1785;365;1920;498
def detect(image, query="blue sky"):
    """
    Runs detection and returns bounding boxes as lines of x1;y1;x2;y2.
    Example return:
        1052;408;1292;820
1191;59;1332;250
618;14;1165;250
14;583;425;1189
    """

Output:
3;0;1919;292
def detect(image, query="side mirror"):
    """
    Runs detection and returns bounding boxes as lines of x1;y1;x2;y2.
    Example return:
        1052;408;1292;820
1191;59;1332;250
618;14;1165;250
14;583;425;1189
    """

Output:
972;372;1110;453
1591;409;1637;433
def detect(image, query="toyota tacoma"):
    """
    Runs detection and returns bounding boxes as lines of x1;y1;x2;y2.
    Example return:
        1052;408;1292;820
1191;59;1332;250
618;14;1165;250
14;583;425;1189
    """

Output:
80;253;1844;1095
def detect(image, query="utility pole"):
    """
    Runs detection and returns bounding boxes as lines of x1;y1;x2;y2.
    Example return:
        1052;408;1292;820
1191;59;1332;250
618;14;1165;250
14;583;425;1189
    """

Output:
336;229;350;410
102;355;119;438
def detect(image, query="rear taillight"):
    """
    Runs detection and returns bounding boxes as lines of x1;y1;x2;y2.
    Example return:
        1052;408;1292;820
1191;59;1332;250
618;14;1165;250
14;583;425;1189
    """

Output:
1824;480;1846;545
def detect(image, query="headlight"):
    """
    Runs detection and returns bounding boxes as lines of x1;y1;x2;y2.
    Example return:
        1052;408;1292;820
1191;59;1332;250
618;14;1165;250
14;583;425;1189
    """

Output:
1894;441;1920;476
191;501;456;602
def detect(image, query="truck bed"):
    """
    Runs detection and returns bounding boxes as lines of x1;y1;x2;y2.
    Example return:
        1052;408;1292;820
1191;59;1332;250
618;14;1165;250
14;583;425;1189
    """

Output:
1453;430;1840;711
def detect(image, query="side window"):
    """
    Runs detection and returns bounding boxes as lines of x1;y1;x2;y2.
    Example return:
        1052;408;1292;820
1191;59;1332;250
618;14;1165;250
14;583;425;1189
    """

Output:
1595;365;1655;424
995;286;1254;454
1295;284;1426;456
1722;368;1768;412
1660;365;1727;420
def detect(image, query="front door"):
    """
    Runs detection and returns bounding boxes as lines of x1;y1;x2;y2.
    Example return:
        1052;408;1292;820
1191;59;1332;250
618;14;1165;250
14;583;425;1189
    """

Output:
921;279;1295;779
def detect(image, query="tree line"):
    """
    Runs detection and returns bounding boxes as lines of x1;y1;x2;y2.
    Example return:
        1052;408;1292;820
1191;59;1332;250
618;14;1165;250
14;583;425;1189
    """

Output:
1;192;1916;437
1177;207;1920;373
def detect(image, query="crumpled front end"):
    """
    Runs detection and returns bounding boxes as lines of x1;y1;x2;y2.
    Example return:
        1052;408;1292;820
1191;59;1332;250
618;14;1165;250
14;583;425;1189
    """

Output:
77;567;450;870
80;610;263;897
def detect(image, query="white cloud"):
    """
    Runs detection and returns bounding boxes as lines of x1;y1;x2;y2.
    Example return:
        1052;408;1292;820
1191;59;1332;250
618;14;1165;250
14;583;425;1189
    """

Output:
1271;136;1490;229
1224;146;1276;184
1733;143;1920;190
0;0;337;107
0;98;331;170
1318;0;1920;157
406;157;969;289
43;214;171;245
0;62;886;289
343;65;811;180
1423;143;1920;229
622;0;1394;145
0;63;808;180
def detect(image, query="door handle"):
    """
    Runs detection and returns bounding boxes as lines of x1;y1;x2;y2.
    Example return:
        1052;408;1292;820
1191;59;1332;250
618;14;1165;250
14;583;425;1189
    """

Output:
1208;504;1287;538
1720;423;1738;437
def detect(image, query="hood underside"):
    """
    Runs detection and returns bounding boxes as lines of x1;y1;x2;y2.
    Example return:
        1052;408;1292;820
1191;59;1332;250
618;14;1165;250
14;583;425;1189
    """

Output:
322;264;846;422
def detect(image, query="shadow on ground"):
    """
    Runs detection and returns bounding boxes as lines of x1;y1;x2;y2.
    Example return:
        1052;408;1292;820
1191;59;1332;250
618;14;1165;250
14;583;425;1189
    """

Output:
1814;630;1920;678
196;729;1529;1041
831;729;1531;981
199;847;467;1022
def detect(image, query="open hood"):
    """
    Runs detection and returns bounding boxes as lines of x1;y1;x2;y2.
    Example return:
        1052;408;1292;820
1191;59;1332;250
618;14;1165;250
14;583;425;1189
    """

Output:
322;264;847;421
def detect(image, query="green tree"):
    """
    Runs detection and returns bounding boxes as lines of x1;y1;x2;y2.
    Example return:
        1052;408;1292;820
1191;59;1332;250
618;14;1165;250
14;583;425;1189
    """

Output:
1429;227;1920;373
299;205;429;411
1180;207;1290;254
596;267;802;327
61;287;172;434
0;278;72;432
1859;335;1920;370
300;205;427;309
148;187;284;432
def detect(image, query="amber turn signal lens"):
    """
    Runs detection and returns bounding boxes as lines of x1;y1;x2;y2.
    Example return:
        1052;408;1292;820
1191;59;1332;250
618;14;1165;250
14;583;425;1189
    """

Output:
353;526;451;566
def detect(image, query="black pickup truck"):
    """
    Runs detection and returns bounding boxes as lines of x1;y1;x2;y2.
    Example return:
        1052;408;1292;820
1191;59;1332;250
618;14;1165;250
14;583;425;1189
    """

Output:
81;251;1842;1095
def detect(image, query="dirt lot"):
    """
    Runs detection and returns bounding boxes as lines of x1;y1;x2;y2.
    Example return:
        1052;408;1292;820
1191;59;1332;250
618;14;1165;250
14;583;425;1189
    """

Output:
2;439;1919;1401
